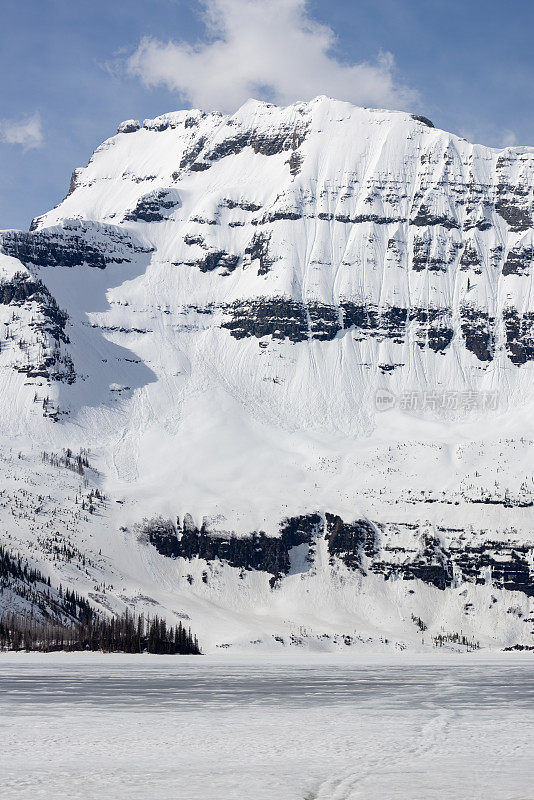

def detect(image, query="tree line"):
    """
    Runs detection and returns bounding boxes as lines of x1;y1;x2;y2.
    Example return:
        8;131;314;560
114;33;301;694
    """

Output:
0;609;201;655
1;541;201;654
1;543;95;621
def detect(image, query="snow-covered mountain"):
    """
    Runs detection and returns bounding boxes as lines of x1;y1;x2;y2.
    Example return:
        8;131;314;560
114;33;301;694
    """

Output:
1;96;533;652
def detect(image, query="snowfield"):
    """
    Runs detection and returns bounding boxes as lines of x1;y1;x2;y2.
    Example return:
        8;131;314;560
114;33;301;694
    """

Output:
1;652;533;800
0;95;533;650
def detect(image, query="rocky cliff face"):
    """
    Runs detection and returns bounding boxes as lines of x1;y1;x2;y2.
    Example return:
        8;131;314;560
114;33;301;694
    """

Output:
4;98;534;400
0;97;532;651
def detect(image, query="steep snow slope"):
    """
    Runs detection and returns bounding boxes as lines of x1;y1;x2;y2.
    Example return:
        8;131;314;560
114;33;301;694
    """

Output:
0;97;533;652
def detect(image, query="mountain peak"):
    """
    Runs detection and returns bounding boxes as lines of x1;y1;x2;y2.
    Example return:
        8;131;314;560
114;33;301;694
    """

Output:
0;92;533;651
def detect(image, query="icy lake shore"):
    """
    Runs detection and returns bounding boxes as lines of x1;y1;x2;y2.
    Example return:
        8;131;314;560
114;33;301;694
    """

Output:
1;652;533;799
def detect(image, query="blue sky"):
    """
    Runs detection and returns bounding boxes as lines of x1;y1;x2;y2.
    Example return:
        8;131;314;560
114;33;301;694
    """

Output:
1;0;534;229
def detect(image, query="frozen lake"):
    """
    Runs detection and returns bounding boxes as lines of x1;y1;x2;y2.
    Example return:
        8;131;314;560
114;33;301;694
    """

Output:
1;653;533;799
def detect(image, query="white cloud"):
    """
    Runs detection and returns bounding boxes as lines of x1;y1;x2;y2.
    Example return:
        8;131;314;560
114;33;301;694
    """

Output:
0;112;43;150
458;125;520;149
127;0;417;112
500;129;517;148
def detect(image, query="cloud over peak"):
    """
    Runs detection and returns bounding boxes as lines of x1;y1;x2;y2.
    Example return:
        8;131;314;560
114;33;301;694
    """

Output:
127;0;417;113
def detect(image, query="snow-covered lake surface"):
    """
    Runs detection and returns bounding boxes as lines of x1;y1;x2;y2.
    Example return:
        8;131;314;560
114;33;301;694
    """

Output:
1;653;533;800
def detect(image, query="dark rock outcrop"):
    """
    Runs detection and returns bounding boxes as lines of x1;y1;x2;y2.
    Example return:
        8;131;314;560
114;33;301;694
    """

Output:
0;272;69;344
411;114;435;128
178;250;240;274
325;514;378;570
178;122;308;174
144;513;321;577
451;541;534;596
244;232;275;275
144;511;534;596
123;189;180;223
503;309;534;364
222;297;309;341
411;206;460;230
0;223;152;270
495;197;532;231
117;120;141;134
502;244;533;277
0;272;75;383
222;298;455;354
460;307;494;362
206;124;308;162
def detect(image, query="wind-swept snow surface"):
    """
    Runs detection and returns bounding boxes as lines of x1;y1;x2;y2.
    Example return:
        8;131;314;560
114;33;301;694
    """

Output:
1;653;533;800
0;97;533;651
